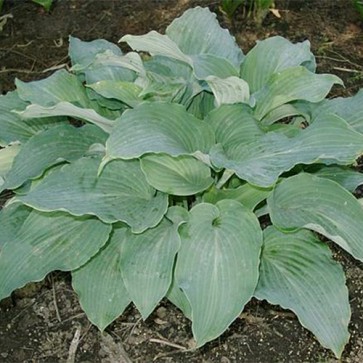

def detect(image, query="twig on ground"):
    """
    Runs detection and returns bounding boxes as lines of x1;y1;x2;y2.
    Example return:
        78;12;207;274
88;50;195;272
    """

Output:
149;338;187;350
101;331;133;363
66;325;82;363
51;274;62;322
59;312;86;325
332;66;362;73
123;317;142;343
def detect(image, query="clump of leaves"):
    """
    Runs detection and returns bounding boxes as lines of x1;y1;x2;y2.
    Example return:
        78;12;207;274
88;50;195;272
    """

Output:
0;6;363;358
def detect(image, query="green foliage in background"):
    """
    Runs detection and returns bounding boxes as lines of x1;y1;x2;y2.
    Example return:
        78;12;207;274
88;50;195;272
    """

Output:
1;6;363;358
353;0;363;18
221;0;274;24
0;0;52;12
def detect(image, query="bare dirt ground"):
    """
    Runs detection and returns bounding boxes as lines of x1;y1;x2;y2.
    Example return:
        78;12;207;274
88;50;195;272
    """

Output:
0;0;362;362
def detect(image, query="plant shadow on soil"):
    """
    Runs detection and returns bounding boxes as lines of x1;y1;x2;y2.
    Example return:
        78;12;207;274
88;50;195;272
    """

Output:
0;0;363;362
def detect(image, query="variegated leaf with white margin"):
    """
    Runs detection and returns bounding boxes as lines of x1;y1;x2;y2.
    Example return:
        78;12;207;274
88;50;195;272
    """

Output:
105;102;214;160
1;124;107;193
175;200;262;347
206;76;250;107
255;226;350;358
268;173;363;262
120;207;187;319
72;225;131;330
241;36;316;93
253;66;343;120
0;206;112;300
140;154;213;196
16;156;168;233
211;114;363;187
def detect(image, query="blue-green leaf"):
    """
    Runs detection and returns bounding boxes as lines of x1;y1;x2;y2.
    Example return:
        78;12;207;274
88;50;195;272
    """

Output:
241;36;316;93
17;157;168;233
175;200;262;347
1;124;107;193
256;227;350;358
0;207;111;300
105;102;214;160
253;66;343;120
166;7;244;68
211;114;363;187
268;173;363;262
120;213;182;319
72;226;131;330
141;154;213;196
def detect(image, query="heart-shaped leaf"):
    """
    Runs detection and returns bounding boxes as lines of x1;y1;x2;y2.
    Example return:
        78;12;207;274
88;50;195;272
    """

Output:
175;200;262;347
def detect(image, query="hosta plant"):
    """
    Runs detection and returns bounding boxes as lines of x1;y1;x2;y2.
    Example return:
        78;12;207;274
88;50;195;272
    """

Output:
1;6;363;358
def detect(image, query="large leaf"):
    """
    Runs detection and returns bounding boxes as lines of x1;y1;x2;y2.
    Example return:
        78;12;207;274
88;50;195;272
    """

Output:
87;81;143;108
255;227;350;358
0;202;31;249
120;209;184;319
68;36;136;111
140;154;213;196
165;7;244;68
17;157;168;233
1;124;107;192
175;200;262;347
121;7;243;78
268;173;363;262
311;89;363;134
120;31;191;65
307;165;363;192
0;208;112;300
203;183;271;210
69;36;122;70
72;226;131;330
205;76;250;107
0;91;66;146
207;104;264;146
253;66;343;120
16;69;90;108
211;113;363;187
105;102;214;160
241;36;315;93
191;54;239;79
18;102;114;133
92;51;146;77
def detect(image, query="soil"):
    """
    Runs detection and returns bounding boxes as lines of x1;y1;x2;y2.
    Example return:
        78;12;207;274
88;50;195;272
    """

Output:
0;0;363;362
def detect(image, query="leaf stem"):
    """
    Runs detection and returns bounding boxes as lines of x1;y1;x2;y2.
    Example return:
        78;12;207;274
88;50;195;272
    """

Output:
216;169;234;189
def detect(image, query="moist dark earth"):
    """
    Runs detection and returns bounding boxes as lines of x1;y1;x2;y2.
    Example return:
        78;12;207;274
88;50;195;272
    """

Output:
0;0;363;362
